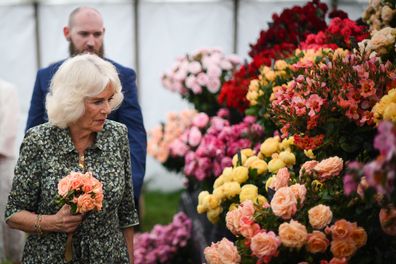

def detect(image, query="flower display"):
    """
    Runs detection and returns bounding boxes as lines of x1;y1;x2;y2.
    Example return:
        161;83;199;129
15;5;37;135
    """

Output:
218;0;335;113
134;212;192;264
55;171;103;214
161;48;241;115
362;0;396;32
147;109;198;172
270;49;396;160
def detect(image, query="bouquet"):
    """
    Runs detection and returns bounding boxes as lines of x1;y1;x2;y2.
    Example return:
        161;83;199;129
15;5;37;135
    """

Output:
55;171;104;261
161;47;241;116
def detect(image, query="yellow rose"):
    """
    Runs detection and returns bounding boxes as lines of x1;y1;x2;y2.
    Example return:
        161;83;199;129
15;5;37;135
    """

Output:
207;194;221;210
241;148;255;158
260;137;280;157
222;167;234;182
239;184;258;202
280;136;294;150
279;150;296;166
248;79;260;92
232;166;249;184
232;153;247;167
244;155;259;167
268;158;286;173
256;195;268;207
228;203;238;211
304;149;316;159
213;176;224;189
198;191;210;206
265;70;276;82
223;181;241;199
274;60;288;71
383;102;396;122
249;159;268;174
213;185;225;200
207;207;222;224
265;176;275;191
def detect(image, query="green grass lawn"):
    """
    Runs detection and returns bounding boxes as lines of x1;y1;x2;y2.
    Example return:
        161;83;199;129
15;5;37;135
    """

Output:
140;189;183;232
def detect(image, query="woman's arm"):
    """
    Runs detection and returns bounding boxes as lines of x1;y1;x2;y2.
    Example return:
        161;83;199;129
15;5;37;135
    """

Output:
122;227;134;264
7;205;83;234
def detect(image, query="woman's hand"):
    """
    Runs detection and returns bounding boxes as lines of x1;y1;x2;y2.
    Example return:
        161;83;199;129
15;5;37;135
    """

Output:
52;204;84;233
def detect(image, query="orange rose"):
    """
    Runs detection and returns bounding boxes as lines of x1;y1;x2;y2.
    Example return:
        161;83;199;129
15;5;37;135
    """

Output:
278;220;308;249
76;193;95;213
308;204;333;229
306;231;329;253
350;226;367;247
330;219;352;240
271;187;297;220
330;238;357;259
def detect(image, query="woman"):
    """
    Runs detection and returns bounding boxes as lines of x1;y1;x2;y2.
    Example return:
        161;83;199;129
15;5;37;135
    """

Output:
4;54;138;263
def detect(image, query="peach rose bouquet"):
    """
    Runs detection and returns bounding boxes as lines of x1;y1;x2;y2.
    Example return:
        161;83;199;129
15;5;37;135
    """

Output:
55;171;104;214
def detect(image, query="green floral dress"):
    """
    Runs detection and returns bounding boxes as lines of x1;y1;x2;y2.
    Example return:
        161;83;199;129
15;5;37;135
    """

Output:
5;120;138;263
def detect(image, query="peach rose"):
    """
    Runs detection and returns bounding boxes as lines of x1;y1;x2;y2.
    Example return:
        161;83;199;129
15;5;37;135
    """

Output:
226;208;241;235
314;156;343;181
239;216;261;239
58;177;72;197
94;191;104;211
308;204;333;229
379;207;396;236
268;167;290;191
350;226;367;247
290;184;307;206
329;257;348;264
271;187;297;220
330;238;357;259
250;231;281;258
278;220;308;249
76;193;95;213
306;231;329;253
329;219;352;240
204;238;241;264
299;160;318;178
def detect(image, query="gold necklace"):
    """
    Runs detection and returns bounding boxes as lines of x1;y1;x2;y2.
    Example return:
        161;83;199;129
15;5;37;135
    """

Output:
78;154;85;170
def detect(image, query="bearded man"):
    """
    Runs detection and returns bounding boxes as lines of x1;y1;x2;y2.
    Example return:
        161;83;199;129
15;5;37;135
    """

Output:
26;7;146;225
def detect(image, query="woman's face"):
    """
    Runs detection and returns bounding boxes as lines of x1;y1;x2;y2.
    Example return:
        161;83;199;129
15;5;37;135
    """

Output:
74;84;114;133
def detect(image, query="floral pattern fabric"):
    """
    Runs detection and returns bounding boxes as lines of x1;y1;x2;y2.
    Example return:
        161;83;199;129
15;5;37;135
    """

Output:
5;120;138;263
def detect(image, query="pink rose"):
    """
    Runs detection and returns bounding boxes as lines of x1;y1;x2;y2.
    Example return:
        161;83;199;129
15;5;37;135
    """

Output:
306;231;329;253
188;126;202;147
308;204;333;229
270;187;297;220
278;220;308;249
169;139;189;157
250;231;281;258
290;184;307;206
204;238;241;264
314;157;343;181
299;160;318;178
269;167;290;191
58;177;72;197
192;113;209;128
239;216;260;239
226;209;242;235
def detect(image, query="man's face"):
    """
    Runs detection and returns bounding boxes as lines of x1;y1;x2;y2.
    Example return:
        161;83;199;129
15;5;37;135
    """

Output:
64;9;105;57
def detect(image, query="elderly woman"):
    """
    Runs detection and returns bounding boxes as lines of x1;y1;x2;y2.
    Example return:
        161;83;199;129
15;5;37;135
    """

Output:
5;54;138;263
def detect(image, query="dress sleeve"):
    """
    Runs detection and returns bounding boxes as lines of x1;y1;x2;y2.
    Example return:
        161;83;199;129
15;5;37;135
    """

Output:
118;126;139;228
4;130;42;221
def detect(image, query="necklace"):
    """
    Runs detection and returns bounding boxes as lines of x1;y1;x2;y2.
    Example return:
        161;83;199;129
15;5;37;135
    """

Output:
78;154;85;170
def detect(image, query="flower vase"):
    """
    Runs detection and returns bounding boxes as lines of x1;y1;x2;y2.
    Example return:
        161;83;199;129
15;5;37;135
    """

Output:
64;233;73;262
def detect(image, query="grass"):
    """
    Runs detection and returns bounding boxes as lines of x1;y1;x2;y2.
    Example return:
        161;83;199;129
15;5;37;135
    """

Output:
140;189;183;232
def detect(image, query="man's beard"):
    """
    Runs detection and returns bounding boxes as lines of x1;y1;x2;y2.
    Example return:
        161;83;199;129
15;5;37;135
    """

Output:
69;42;104;58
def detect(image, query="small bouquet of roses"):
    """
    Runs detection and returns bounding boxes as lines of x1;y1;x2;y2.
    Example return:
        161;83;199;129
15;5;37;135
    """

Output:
55;171;104;262
55;171;104;214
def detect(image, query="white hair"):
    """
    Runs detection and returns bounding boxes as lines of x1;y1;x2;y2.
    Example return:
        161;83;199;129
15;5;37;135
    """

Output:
46;53;123;128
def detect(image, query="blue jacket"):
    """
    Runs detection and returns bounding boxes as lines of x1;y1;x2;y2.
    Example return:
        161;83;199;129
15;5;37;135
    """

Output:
26;59;147;201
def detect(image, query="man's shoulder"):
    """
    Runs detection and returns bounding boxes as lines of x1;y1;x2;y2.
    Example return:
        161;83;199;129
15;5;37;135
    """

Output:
105;58;135;75
37;60;65;76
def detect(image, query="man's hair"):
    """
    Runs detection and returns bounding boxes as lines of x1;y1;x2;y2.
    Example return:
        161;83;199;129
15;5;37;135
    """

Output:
46;54;123;128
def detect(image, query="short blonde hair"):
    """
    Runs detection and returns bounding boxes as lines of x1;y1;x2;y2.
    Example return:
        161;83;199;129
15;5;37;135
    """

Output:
46;53;123;128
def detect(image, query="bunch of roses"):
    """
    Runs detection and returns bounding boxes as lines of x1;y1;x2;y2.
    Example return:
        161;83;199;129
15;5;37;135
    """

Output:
196;135;307;224
218;0;332;113
300;17;369;50
246;49;333;137
56;171;103;214
359;27;396;62
183;110;264;184
362;0;396;32
134;212;192;264
161;47;241;115
270;49;396;160
147;109;197;172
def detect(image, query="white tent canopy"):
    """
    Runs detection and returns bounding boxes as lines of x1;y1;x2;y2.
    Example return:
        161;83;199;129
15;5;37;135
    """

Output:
0;0;367;191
